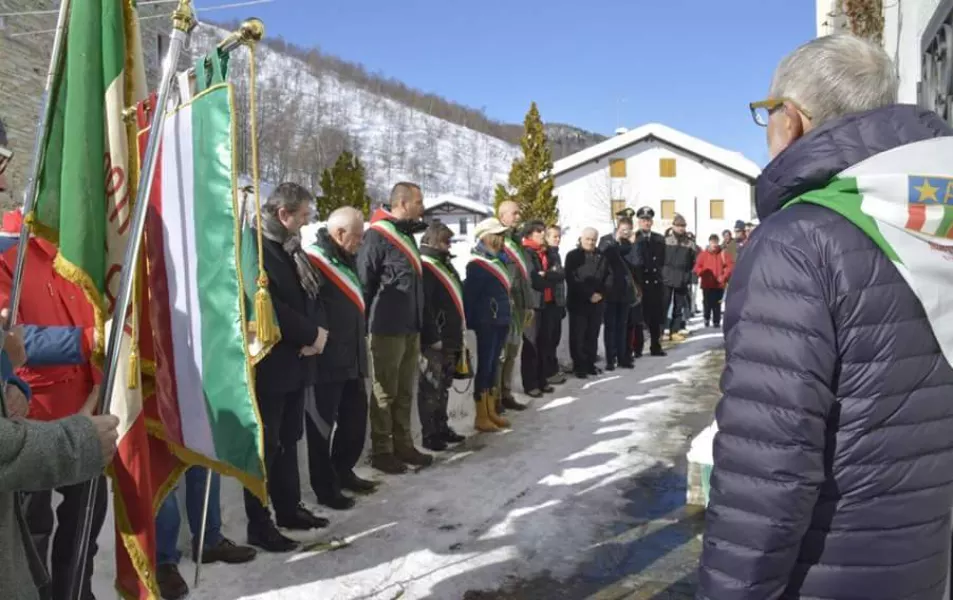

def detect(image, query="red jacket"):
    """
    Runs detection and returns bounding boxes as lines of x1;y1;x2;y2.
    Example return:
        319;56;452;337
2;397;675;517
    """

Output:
0;211;97;420
694;246;733;290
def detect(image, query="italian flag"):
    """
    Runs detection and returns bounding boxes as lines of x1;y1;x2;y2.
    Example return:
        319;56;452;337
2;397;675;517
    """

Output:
787;136;953;366
31;1;181;598
138;55;267;496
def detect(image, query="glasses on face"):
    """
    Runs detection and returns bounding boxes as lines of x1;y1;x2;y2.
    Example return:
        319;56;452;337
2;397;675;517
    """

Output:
749;97;812;127
0;146;12;176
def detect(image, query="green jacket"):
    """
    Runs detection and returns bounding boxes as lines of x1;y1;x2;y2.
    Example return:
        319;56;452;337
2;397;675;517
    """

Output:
0;412;105;599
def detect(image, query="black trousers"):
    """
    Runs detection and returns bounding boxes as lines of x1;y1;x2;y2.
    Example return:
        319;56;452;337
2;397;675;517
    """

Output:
416;347;457;440
305;379;368;498
626;303;642;360
25;475;107;600
540;303;563;379
569;302;605;372
602;301;630;366
521;308;553;392
663;286;690;332
639;286;665;353
702;288;725;326
244;386;304;526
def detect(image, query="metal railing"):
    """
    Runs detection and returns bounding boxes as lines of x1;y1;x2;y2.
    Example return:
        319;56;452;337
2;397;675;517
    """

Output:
921;0;953;126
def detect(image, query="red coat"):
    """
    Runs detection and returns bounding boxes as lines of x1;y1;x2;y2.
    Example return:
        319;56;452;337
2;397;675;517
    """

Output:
0;211;97;420
694;247;733;290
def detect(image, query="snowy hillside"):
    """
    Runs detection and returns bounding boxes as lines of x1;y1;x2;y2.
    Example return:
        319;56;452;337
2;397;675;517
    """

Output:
189;25;518;204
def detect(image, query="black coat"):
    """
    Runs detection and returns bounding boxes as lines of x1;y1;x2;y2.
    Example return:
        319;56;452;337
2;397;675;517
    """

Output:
546;246;567;308
253;234;324;394
698;105;953;600
633;229;665;291
564;247;611;310
598;234;637;305
420;245;465;350
358;217;425;335
311;229;367;383
523;242;565;310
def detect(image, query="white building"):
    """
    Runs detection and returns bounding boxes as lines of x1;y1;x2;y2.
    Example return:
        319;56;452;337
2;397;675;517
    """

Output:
815;0;952;126
550;123;760;255
422;194;494;239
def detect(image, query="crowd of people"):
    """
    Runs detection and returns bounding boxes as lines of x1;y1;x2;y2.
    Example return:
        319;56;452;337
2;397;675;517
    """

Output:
5;29;949;600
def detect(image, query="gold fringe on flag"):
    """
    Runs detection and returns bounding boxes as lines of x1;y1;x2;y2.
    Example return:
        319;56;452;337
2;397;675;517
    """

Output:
246;40;278;347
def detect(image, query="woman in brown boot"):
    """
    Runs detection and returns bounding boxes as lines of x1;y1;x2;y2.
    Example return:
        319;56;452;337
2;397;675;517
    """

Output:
463;218;514;432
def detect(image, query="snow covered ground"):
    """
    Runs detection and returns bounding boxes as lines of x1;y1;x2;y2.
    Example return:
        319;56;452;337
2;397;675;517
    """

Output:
90;317;721;599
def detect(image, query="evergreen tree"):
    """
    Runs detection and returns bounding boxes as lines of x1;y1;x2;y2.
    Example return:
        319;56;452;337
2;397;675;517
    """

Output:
495;102;559;224
316;151;372;220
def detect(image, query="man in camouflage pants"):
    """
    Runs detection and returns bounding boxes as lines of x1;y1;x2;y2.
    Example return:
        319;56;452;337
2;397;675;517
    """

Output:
495;201;533;412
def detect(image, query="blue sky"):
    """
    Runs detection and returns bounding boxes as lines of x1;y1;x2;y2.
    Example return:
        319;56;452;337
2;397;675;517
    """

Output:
205;0;816;166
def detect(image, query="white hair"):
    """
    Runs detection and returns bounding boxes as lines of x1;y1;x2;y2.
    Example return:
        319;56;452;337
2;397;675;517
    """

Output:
769;34;898;127
327;206;363;232
580;227;598;239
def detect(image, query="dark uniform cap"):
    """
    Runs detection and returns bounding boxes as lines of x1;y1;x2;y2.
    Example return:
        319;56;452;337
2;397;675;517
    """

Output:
636;206;654;219
616;207;636;219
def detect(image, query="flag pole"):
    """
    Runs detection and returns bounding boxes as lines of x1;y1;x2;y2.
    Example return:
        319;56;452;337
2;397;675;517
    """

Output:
0;0;72;336
68;3;197;598
193;468;214;588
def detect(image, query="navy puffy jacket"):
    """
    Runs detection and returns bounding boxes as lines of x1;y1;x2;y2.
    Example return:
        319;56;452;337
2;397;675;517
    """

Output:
697;105;953;600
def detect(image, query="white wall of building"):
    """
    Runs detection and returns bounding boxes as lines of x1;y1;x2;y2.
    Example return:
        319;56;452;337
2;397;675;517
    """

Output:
553;140;754;255
816;0;945;103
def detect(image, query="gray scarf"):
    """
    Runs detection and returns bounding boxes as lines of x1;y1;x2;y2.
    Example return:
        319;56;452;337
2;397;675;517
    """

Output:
259;209;321;300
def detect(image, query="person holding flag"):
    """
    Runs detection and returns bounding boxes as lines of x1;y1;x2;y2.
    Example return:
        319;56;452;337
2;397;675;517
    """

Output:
417;221;467;451
304;207;378;511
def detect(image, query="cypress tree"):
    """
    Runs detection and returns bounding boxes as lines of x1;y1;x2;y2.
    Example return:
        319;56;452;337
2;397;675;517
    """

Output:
316;151;372;220
495;102;559;224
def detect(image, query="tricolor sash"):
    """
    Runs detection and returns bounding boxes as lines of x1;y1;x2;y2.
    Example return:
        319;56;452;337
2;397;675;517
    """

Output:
370;220;422;275
470;255;511;290
305;244;365;313
503;236;530;281
422;255;466;328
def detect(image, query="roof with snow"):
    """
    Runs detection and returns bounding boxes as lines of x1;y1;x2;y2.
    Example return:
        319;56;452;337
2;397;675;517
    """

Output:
424;194;494;217
551;123;761;182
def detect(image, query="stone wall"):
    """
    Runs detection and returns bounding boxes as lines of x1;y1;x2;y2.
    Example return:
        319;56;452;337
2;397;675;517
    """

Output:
0;0;209;208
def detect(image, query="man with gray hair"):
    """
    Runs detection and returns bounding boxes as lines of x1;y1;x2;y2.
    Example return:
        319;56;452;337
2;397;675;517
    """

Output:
698;35;953;599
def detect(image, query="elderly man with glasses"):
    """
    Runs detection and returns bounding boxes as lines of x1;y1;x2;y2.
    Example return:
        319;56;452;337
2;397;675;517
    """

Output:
698;34;953;600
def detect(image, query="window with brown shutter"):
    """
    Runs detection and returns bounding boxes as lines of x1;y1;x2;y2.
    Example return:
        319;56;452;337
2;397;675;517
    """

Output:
659;158;676;178
609;159;627;178
710;199;724;219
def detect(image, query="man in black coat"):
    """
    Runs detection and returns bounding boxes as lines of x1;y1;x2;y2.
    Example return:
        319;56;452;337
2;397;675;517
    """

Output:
245;182;328;552
564;227;611;378
359;182;431;474
661;214;696;339
417;222;467;451
598;216;638;370
304;207;379;512
633;206;666;357
698;35;953;600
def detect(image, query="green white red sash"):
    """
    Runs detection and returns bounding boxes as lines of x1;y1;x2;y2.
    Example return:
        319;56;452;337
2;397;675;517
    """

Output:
470;254;511;290
370;220;422;275
305;244;365;312
422;255;466;328
503;236;530;281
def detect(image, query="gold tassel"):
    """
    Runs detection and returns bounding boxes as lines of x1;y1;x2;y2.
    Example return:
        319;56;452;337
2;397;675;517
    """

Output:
127;243;141;390
254;275;279;346
456;348;470;377
247;41;279;348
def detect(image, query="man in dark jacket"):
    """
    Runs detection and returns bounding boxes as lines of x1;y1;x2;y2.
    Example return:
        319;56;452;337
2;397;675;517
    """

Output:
246;182;329;552
359;182;431;474
565;227;611;378
304;207;378;511
496;200;533;412
661;214;695;339
698;34;953;600
633;207;666;357
598;216;637;370
417;222;466;451
543;226;567;384
519;220;563;397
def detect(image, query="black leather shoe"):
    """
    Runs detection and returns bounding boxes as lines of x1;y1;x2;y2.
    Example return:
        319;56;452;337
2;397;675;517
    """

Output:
276;504;329;530
157;563;188;600
317;491;356;511
340;470;379;494
196;537;257;564
441;428;466;444
540;385;555;393
502;396;528;410
247;521;299;553
423;436;449;452
395;446;435;467
372;454;408;474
